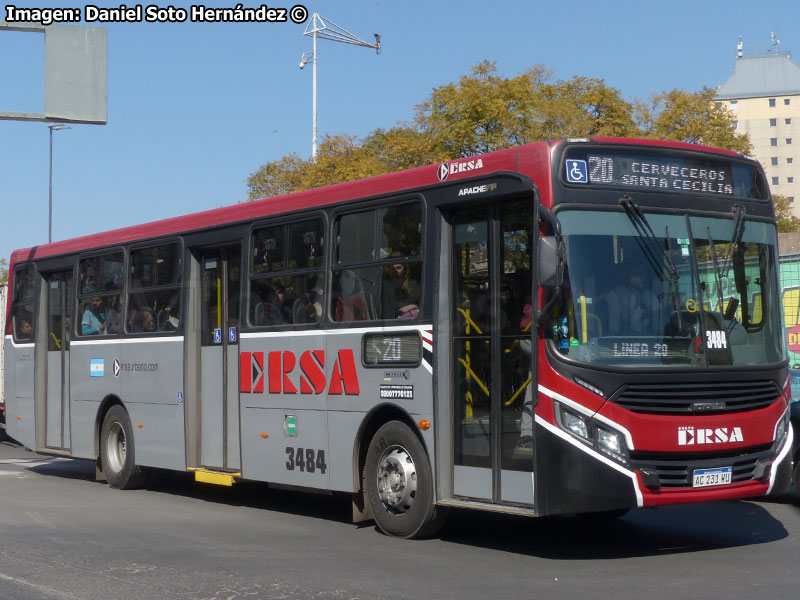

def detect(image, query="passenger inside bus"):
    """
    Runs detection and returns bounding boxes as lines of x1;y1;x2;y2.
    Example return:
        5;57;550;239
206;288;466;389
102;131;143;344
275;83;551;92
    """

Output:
254;284;288;326
293;276;324;324
516;295;534;451
334;270;368;321
106;294;123;334
381;255;420;319
603;262;660;335
81;296;107;335
157;307;179;331
132;307;156;333
16;316;32;340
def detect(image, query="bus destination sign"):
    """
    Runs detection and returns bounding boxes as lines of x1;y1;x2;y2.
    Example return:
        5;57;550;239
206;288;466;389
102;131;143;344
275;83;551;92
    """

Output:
563;149;748;197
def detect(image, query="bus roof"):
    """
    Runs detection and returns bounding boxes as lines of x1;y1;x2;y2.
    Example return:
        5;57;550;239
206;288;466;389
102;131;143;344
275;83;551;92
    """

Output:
8;137;743;264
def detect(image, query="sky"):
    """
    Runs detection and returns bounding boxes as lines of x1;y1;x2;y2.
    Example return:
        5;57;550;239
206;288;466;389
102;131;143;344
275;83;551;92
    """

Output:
1;0;799;264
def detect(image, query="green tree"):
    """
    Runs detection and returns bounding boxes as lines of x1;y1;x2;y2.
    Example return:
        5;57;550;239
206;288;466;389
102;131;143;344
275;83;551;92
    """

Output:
414;60;550;157
773;194;800;233
414;62;635;157
246;153;309;200
0;258;8;286
534;76;636;140
633;87;751;154
246;129;445;201
361;126;446;172
247;63;750;199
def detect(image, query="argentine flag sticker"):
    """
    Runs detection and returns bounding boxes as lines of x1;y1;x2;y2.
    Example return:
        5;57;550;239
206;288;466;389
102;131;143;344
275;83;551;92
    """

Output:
90;358;105;377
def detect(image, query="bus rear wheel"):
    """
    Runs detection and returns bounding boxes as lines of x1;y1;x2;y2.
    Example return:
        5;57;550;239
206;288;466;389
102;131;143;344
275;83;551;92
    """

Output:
100;405;150;489
365;420;445;539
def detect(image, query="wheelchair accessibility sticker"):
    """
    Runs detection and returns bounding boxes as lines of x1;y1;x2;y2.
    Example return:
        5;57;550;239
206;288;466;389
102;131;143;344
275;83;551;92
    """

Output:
565;159;588;184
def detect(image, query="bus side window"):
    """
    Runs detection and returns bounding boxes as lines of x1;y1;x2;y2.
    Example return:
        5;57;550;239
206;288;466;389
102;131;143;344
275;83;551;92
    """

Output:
332;201;423;322
11;263;36;341
249;218;324;328
128;243;182;334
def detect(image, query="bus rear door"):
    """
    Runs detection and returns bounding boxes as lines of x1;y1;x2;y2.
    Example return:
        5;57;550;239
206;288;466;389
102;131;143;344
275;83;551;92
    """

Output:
44;270;73;451
195;244;242;472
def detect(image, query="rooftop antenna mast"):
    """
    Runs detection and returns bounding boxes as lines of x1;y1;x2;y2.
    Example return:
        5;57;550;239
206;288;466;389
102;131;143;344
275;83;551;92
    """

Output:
770;31;780;54
299;13;381;159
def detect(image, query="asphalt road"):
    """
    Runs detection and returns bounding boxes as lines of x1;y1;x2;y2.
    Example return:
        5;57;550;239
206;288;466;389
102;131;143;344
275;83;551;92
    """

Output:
1;434;799;600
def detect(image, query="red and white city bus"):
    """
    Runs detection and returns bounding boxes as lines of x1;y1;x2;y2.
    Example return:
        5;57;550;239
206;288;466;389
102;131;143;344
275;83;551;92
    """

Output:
3;137;794;538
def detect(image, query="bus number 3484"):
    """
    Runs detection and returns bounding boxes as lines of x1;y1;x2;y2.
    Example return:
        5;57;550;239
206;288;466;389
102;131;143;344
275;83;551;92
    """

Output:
285;447;328;474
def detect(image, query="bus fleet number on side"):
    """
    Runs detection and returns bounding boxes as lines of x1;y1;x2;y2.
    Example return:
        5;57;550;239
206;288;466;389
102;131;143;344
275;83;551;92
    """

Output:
285;447;327;474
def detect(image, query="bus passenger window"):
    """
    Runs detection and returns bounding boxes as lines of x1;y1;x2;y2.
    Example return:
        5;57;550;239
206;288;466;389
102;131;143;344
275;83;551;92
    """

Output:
249;218;324;327
11;263;36;341
333;202;423;322
77;252;124;337
252;225;286;274
127;243;182;334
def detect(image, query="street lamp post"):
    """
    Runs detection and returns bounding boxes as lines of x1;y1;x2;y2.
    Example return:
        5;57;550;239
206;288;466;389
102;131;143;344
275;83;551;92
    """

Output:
48;124;70;244
299;13;380;159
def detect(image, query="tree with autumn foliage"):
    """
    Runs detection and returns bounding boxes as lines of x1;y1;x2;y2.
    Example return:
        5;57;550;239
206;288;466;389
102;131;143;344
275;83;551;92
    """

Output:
633;87;751;155
247;61;750;200
247;129;445;200
773;195;800;233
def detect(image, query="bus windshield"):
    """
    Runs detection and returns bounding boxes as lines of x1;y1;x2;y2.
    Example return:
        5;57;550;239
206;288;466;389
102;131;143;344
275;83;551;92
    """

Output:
554;208;785;368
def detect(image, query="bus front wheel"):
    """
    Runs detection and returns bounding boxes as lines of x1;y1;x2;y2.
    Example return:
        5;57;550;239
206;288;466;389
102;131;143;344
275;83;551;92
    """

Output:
100;405;150;489
365;420;445;539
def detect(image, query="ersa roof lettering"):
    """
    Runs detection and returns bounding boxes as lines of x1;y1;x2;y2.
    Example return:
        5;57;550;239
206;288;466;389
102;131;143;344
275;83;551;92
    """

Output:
437;159;484;181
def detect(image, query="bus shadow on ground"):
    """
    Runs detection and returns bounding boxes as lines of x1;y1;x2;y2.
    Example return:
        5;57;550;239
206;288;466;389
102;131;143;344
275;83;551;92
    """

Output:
27;459;357;525
440;499;795;559
145;468;357;526
25;457;796;557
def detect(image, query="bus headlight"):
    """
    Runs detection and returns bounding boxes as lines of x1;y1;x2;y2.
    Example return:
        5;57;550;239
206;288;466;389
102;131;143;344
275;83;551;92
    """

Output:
775;408;789;445
596;426;624;456
561;409;589;440
555;401;629;465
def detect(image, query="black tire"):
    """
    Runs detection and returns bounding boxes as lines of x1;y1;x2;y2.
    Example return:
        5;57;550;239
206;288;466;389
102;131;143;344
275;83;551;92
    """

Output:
793;452;800;503
365;420;445;539
100;405;150;489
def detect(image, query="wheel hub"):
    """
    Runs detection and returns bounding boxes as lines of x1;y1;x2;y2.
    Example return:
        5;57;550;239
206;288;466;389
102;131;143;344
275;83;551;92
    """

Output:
106;422;127;473
376;445;417;514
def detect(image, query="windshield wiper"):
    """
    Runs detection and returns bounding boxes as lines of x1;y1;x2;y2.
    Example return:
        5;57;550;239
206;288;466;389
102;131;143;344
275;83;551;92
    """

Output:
619;196;680;282
719;205;746;279
684;216;709;367
665;227;684;332
707;227;727;320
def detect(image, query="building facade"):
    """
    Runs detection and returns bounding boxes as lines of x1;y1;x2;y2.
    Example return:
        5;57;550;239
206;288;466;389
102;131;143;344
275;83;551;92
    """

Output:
716;37;800;214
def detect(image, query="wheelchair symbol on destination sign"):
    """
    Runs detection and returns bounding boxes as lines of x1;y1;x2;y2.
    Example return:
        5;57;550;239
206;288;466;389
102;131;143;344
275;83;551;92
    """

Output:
565;159;588;184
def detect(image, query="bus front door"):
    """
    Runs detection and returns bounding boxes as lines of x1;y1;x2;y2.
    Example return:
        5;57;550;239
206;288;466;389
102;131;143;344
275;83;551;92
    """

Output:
45;270;73;451
451;198;535;506
197;245;242;472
